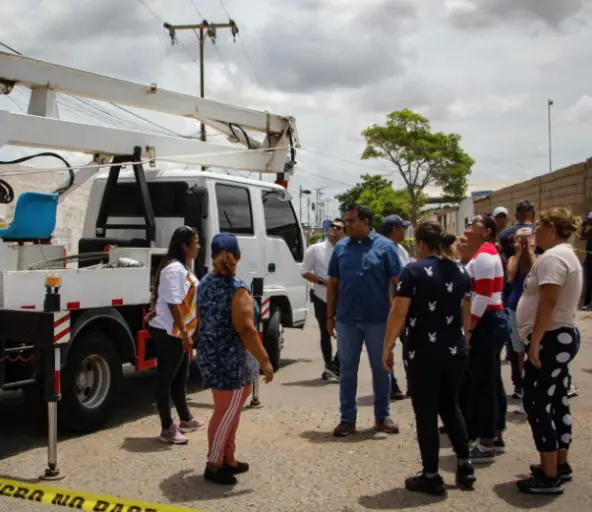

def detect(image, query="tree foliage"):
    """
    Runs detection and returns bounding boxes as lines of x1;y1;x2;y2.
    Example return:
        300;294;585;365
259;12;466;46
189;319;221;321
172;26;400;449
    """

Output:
361;109;474;225
336;174;420;230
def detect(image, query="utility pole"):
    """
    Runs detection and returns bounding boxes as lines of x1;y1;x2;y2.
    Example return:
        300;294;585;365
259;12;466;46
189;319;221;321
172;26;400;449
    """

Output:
314;188;324;227
299;186;311;223
164;19;239;145
548;98;554;173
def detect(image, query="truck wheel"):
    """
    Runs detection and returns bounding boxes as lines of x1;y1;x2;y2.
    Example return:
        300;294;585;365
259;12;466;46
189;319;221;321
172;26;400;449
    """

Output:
263;306;283;371
59;332;122;433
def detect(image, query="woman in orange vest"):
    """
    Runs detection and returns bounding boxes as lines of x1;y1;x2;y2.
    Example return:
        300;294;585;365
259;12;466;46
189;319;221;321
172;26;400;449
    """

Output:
149;226;205;444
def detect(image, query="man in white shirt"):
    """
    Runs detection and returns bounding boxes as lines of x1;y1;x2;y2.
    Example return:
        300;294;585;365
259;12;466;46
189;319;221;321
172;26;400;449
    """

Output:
380;214;411;400
302;218;346;380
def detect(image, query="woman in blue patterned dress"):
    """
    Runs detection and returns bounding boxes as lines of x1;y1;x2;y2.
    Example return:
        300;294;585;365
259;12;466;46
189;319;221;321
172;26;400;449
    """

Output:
197;233;274;486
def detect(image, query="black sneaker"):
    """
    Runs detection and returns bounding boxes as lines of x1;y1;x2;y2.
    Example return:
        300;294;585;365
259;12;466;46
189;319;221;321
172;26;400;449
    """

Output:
493;439;506;454
324;365;339;382
456;463;476;490
204;465;238;485
512;387;523;400
225;461;249;475
405;473;447;496
390;384;407;401
517;472;563;495
438;425;447;434
530;463;572;483
333;422;356;437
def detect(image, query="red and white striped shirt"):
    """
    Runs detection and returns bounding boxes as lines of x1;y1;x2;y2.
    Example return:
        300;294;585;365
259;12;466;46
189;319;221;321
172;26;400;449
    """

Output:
466;242;504;322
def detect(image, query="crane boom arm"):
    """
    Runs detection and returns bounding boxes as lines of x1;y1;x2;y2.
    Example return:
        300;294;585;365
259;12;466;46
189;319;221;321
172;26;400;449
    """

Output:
0;52;296;137
0;51;300;181
0;110;287;173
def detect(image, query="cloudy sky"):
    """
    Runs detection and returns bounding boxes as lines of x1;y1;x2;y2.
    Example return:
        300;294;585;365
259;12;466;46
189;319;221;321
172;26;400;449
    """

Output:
1;0;592;218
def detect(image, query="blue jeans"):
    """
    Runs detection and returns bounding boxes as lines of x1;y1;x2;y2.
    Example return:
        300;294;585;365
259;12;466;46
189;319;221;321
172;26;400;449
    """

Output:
336;321;391;425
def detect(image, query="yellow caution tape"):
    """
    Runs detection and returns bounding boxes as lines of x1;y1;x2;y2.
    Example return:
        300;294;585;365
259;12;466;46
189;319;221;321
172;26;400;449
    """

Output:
0;477;201;512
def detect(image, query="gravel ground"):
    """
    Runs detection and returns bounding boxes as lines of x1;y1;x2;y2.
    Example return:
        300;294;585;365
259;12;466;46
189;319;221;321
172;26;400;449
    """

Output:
2;313;592;511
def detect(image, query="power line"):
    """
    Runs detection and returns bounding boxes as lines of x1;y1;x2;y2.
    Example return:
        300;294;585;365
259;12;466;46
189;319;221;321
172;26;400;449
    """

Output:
136;0;197;63
216;0;268;98
0;40;22;55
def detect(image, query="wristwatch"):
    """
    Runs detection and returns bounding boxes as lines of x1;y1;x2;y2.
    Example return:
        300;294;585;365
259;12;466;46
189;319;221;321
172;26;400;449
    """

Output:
318;278;325;286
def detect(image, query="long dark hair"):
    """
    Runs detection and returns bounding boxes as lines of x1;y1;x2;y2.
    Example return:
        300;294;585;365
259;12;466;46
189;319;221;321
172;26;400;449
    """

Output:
414;221;457;258
152;226;197;302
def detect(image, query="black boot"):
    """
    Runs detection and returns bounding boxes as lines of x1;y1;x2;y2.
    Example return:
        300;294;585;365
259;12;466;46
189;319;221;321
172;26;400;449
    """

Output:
456;463;476;490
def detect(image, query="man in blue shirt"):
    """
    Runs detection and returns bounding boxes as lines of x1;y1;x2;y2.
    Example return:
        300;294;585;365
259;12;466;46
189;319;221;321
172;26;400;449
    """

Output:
326;205;401;437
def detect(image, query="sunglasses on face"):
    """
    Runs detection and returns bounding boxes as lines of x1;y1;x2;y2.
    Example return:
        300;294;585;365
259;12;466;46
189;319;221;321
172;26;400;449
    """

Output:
330;224;344;231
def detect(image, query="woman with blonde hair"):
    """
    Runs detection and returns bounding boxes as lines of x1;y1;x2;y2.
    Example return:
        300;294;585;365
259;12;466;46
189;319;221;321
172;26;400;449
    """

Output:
516;207;582;495
197;233;274;485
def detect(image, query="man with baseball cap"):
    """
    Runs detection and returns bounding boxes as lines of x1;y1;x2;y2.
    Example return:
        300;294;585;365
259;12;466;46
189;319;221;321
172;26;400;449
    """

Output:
380;214;411;400
492;206;509;235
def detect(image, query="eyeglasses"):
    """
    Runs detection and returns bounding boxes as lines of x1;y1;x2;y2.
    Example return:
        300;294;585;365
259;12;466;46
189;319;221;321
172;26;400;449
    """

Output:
330;224;344;231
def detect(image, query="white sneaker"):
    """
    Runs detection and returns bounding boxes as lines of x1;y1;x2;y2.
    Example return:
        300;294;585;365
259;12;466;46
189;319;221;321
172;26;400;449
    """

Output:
567;384;578;399
514;403;526;415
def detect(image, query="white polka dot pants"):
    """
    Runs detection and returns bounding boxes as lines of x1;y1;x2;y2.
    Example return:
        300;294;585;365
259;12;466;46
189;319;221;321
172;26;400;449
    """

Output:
523;327;580;453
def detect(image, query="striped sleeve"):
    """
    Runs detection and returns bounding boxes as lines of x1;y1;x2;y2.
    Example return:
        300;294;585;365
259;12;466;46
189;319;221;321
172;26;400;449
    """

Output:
471;251;499;322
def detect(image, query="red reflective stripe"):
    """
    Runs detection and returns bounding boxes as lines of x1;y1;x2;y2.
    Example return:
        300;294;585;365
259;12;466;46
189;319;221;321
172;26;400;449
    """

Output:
112;298;123;306
54;328;71;343
67;302;80;310
53;313;70;328
21;305;36;310
54;371;60;395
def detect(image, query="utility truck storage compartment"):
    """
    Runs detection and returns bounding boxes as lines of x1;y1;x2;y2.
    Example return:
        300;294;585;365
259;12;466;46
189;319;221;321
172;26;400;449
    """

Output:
0;267;151;310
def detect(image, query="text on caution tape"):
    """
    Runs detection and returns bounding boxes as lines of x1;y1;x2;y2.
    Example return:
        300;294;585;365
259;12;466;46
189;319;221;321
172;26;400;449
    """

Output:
0;477;201;512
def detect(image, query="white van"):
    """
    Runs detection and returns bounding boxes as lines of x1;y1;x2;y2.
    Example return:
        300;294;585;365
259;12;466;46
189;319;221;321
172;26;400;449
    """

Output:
82;168;308;368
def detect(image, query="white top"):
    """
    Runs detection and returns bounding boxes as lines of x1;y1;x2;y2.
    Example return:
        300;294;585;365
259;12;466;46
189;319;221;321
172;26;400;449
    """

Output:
302;239;335;302
149;260;199;337
395;243;410;267
516;244;583;339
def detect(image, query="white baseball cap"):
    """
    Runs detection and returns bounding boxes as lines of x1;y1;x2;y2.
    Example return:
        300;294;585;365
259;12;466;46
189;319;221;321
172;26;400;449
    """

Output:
492;206;509;217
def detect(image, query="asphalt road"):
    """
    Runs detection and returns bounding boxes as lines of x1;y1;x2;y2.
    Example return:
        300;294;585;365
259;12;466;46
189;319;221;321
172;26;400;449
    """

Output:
1;313;592;511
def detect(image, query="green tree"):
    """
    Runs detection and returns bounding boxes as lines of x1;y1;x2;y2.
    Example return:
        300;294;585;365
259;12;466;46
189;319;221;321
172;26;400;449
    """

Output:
336;174;417;230
361;109;474;225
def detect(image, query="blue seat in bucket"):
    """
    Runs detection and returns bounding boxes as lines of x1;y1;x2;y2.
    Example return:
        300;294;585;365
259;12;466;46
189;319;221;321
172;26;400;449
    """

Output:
0;192;59;241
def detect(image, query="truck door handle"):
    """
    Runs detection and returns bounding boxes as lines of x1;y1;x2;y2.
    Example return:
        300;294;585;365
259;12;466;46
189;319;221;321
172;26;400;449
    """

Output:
268;263;276;272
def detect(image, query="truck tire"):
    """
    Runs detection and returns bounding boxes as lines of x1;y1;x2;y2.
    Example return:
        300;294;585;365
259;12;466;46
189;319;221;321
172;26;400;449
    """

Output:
263;306;283;371
59;332;122;433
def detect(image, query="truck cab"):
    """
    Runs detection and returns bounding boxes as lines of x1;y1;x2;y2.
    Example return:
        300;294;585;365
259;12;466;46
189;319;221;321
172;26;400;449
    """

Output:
81;169;308;368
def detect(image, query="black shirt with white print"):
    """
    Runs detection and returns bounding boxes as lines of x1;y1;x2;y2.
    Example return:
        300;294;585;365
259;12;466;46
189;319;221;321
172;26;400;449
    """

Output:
397;256;471;360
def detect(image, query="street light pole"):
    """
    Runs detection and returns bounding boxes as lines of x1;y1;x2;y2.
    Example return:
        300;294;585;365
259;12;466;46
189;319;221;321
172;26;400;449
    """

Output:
299;186;311;223
548;98;554;173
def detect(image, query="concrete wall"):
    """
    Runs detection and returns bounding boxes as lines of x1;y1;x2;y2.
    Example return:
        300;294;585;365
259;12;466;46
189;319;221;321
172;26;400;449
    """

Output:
473;157;592;255
0;165;91;253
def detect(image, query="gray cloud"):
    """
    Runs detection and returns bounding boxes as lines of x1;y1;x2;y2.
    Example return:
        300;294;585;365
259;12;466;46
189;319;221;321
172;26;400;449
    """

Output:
223;0;417;93
447;0;590;29
353;75;455;120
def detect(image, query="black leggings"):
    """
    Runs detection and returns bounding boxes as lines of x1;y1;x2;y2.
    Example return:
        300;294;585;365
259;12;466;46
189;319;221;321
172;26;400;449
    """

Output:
150;327;192;430
408;353;470;474
459;367;478;441
312;293;339;367
523;327;580;453
469;310;508;440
